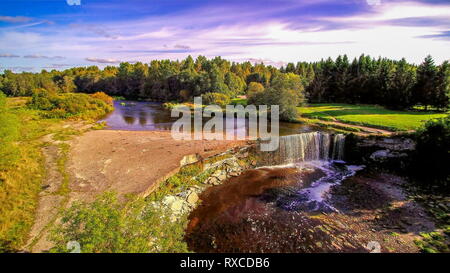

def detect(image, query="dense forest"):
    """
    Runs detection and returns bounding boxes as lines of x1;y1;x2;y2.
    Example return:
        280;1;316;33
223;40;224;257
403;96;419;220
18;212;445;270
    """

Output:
0;54;448;111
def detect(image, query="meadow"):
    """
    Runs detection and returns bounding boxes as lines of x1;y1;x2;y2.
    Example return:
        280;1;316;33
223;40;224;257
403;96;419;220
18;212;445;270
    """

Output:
0;93;113;251
298;103;448;131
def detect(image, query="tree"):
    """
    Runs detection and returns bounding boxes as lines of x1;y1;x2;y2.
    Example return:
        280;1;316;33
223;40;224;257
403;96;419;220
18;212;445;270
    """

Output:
413;55;438;109
386;59;415;109
246;82;265;100
0;55;446;109
250;73;304;121
224;72;246;96
434;61;450;110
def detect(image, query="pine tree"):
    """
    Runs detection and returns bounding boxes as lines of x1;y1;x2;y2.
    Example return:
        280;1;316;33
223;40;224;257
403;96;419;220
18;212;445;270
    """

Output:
414;55;438;110
434;61;450;110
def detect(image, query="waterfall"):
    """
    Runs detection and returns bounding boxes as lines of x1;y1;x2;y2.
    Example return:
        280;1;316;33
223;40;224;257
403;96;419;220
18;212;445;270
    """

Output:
331;134;345;161
278;132;345;163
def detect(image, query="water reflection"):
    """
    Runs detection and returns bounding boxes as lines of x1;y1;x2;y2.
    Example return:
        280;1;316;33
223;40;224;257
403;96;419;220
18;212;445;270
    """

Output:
100;100;324;136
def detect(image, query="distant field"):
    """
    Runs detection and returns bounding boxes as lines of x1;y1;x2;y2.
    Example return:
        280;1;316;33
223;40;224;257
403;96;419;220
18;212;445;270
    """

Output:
231;98;248;106
298;103;448;131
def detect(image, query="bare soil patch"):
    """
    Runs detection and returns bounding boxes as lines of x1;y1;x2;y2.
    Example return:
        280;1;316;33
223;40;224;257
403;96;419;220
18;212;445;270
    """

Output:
67;130;246;202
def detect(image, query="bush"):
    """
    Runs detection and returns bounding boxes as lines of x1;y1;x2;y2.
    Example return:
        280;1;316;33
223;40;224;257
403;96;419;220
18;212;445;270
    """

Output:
28;89;113;120
50;192;189;253
90;92;114;105
202;92;231;108
411;116;450;189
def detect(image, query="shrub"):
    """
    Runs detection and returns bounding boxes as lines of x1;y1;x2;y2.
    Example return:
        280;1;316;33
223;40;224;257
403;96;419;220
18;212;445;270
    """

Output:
202;92;231;108
28;89;113;120
90;92;114;105
411;116;450;189
50;192;189;253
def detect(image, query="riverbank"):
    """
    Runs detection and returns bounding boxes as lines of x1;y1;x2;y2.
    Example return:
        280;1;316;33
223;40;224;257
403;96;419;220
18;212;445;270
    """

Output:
25;129;247;252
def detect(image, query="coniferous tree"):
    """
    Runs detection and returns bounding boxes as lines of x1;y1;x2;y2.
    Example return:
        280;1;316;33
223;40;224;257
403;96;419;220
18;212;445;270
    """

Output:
414;55;438;110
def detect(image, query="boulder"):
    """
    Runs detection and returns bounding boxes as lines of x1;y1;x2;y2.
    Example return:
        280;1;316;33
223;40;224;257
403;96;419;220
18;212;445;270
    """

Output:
206;176;218;185
187;192;199;205
162;195;185;214
180;154;200;167
370;149;408;162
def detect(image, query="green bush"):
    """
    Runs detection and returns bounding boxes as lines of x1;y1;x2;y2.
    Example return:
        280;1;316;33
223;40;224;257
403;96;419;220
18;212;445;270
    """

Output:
50;192;189;253
411;116;450;189
28;89;113;120
202;92;231;108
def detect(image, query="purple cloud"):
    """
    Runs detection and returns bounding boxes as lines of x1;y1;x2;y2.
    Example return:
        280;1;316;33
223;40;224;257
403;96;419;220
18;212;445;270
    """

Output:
0;16;32;23
23;54;65;59
0;53;20;58
418;30;450;41
85;57;121;64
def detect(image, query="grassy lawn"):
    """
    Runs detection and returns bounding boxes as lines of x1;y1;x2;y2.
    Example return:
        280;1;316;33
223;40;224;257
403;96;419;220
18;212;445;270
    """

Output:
298;103;448;131
231;98;248;106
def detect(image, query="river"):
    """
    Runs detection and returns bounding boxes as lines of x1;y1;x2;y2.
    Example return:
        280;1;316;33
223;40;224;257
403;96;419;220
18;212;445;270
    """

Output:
99;100;324;136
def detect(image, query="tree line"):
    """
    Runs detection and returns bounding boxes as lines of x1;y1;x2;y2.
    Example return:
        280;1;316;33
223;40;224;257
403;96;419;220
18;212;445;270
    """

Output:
0;54;448;111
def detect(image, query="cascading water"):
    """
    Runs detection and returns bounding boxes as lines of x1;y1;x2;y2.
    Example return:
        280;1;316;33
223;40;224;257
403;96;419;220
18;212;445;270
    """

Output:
187;131;364;252
267;132;363;212
332;134;346;161
278;132;346;163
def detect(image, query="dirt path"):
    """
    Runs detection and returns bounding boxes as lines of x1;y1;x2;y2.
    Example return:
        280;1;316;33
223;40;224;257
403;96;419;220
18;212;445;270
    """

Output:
325;120;395;135
26;129;247;252
25;139;63;252
301;117;397;135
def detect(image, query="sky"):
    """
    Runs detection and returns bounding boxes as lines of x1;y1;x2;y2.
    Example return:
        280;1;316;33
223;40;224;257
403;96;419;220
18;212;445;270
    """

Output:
0;0;449;72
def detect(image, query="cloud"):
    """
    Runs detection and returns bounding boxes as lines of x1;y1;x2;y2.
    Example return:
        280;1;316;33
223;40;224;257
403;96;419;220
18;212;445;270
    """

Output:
0;53;20;58
69;24;118;39
42;64;73;69
417;30;450;40
114;49;195;55
23;54;65;59
2;0;449;66
85;57;121;64
174;44;191;50
66;0;81;6
0;16;32;23
245;58;287;68
1;66;34;72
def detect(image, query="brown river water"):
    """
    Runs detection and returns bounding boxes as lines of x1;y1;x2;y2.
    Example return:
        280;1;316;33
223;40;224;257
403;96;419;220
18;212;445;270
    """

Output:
101;101;365;252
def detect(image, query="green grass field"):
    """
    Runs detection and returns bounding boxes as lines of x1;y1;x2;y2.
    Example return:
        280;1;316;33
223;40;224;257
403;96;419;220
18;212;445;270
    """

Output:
298;103;448;131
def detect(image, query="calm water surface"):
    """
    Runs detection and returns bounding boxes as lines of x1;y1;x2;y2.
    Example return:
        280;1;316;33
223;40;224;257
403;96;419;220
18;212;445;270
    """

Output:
100;100;323;136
